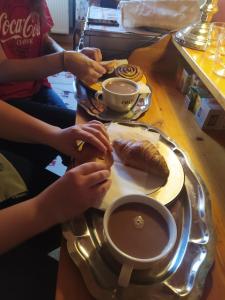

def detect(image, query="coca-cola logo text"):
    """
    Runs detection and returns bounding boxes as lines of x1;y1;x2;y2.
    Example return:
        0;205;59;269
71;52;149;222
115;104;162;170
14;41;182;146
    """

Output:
0;12;40;44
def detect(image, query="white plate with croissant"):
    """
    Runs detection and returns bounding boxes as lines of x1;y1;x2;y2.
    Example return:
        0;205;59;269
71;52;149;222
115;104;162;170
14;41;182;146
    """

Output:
103;123;184;210
74;123;184;210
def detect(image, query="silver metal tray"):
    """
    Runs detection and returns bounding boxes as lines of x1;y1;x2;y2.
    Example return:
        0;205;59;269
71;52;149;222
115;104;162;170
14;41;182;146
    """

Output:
76;82;151;122
63;122;214;300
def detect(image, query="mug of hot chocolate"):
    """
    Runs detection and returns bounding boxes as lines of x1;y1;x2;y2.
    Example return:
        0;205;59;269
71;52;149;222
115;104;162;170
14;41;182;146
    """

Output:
95;77;140;112
103;194;177;287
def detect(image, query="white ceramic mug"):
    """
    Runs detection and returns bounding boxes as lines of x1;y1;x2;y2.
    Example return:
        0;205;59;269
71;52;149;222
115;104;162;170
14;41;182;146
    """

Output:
95;77;140;113
103;194;177;287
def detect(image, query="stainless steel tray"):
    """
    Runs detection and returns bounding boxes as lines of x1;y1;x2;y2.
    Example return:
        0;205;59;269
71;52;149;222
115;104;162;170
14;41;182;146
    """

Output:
63;122;214;300
76;82;151;122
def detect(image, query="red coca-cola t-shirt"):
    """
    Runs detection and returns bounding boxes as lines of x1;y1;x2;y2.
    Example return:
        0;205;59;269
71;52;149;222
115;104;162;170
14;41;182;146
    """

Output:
0;0;54;100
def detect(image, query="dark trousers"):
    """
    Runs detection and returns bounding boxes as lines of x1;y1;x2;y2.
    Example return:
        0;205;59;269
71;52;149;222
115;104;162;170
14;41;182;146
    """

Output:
0;86;76;300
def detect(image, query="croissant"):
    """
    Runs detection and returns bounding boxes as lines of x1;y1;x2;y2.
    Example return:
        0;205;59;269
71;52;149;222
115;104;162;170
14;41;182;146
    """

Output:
75;142;113;170
113;139;169;180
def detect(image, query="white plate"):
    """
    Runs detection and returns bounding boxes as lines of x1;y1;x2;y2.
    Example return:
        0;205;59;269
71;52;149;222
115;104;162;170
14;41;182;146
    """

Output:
98;124;185;210
149;141;184;205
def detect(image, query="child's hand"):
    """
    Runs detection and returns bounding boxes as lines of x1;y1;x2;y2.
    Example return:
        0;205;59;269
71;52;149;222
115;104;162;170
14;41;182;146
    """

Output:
37;162;111;223
80;47;102;62
64;51;106;84
49;120;112;158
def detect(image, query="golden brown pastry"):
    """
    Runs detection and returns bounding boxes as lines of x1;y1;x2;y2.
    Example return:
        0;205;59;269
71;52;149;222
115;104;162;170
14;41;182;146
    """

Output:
101;60;117;74
75;142;113;170
113;139;169;180
115;64;143;82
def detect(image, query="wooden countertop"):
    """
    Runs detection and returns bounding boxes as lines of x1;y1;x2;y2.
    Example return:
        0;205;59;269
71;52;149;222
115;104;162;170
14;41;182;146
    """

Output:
173;39;225;110
55;36;225;300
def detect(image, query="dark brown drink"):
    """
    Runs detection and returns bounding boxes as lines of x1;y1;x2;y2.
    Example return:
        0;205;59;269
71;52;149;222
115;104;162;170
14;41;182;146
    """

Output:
105;80;137;94
108;203;169;259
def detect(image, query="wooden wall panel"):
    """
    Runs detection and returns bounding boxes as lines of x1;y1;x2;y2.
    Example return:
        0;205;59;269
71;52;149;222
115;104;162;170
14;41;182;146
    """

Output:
213;0;225;22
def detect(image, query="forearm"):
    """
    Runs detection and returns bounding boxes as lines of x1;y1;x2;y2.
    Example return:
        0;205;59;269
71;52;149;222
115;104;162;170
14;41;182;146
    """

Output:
0;52;64;83
0;100;60;145
0;196;56;254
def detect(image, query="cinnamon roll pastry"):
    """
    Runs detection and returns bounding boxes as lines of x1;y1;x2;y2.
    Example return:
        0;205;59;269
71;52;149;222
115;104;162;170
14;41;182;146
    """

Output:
115;64;143;82
113;139;169;180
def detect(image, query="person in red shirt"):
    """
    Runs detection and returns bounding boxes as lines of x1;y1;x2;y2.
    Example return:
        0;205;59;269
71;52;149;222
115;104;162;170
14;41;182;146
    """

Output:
0;0;105;100
0;0;107;171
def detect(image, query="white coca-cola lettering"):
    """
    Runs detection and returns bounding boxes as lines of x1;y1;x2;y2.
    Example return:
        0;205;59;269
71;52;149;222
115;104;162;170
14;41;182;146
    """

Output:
0;12;40;43
23;14;40;38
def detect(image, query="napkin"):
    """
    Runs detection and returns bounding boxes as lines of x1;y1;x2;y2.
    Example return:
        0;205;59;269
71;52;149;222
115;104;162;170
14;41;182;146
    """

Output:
107;123;159;144
138;82;151;94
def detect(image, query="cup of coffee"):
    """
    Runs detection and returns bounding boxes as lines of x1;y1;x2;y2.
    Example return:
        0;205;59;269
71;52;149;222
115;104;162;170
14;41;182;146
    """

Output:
103;194;177;287
95;77;140;113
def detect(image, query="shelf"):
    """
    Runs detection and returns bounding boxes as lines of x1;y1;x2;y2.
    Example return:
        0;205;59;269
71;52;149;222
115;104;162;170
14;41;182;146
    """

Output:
173;39;225;110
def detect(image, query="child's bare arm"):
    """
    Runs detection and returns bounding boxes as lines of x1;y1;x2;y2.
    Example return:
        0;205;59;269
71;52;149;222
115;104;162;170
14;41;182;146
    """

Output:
0;44;105;84
0;43;64;83
0;163;111;254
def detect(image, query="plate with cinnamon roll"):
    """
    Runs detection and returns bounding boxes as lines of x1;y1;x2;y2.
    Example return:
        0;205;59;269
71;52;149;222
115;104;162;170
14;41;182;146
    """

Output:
78;60;151;121
85;59;147;92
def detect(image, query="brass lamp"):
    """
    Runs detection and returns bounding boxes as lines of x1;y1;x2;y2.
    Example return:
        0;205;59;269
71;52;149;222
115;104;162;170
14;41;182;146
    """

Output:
174;0;219;50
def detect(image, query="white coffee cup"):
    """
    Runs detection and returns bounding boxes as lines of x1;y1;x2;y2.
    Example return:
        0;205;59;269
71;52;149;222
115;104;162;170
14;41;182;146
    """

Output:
95;77;140;113
103;194;177;287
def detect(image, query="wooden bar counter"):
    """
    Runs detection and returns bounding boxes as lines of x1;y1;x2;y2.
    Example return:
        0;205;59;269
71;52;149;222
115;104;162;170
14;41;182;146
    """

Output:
55;36;225;300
